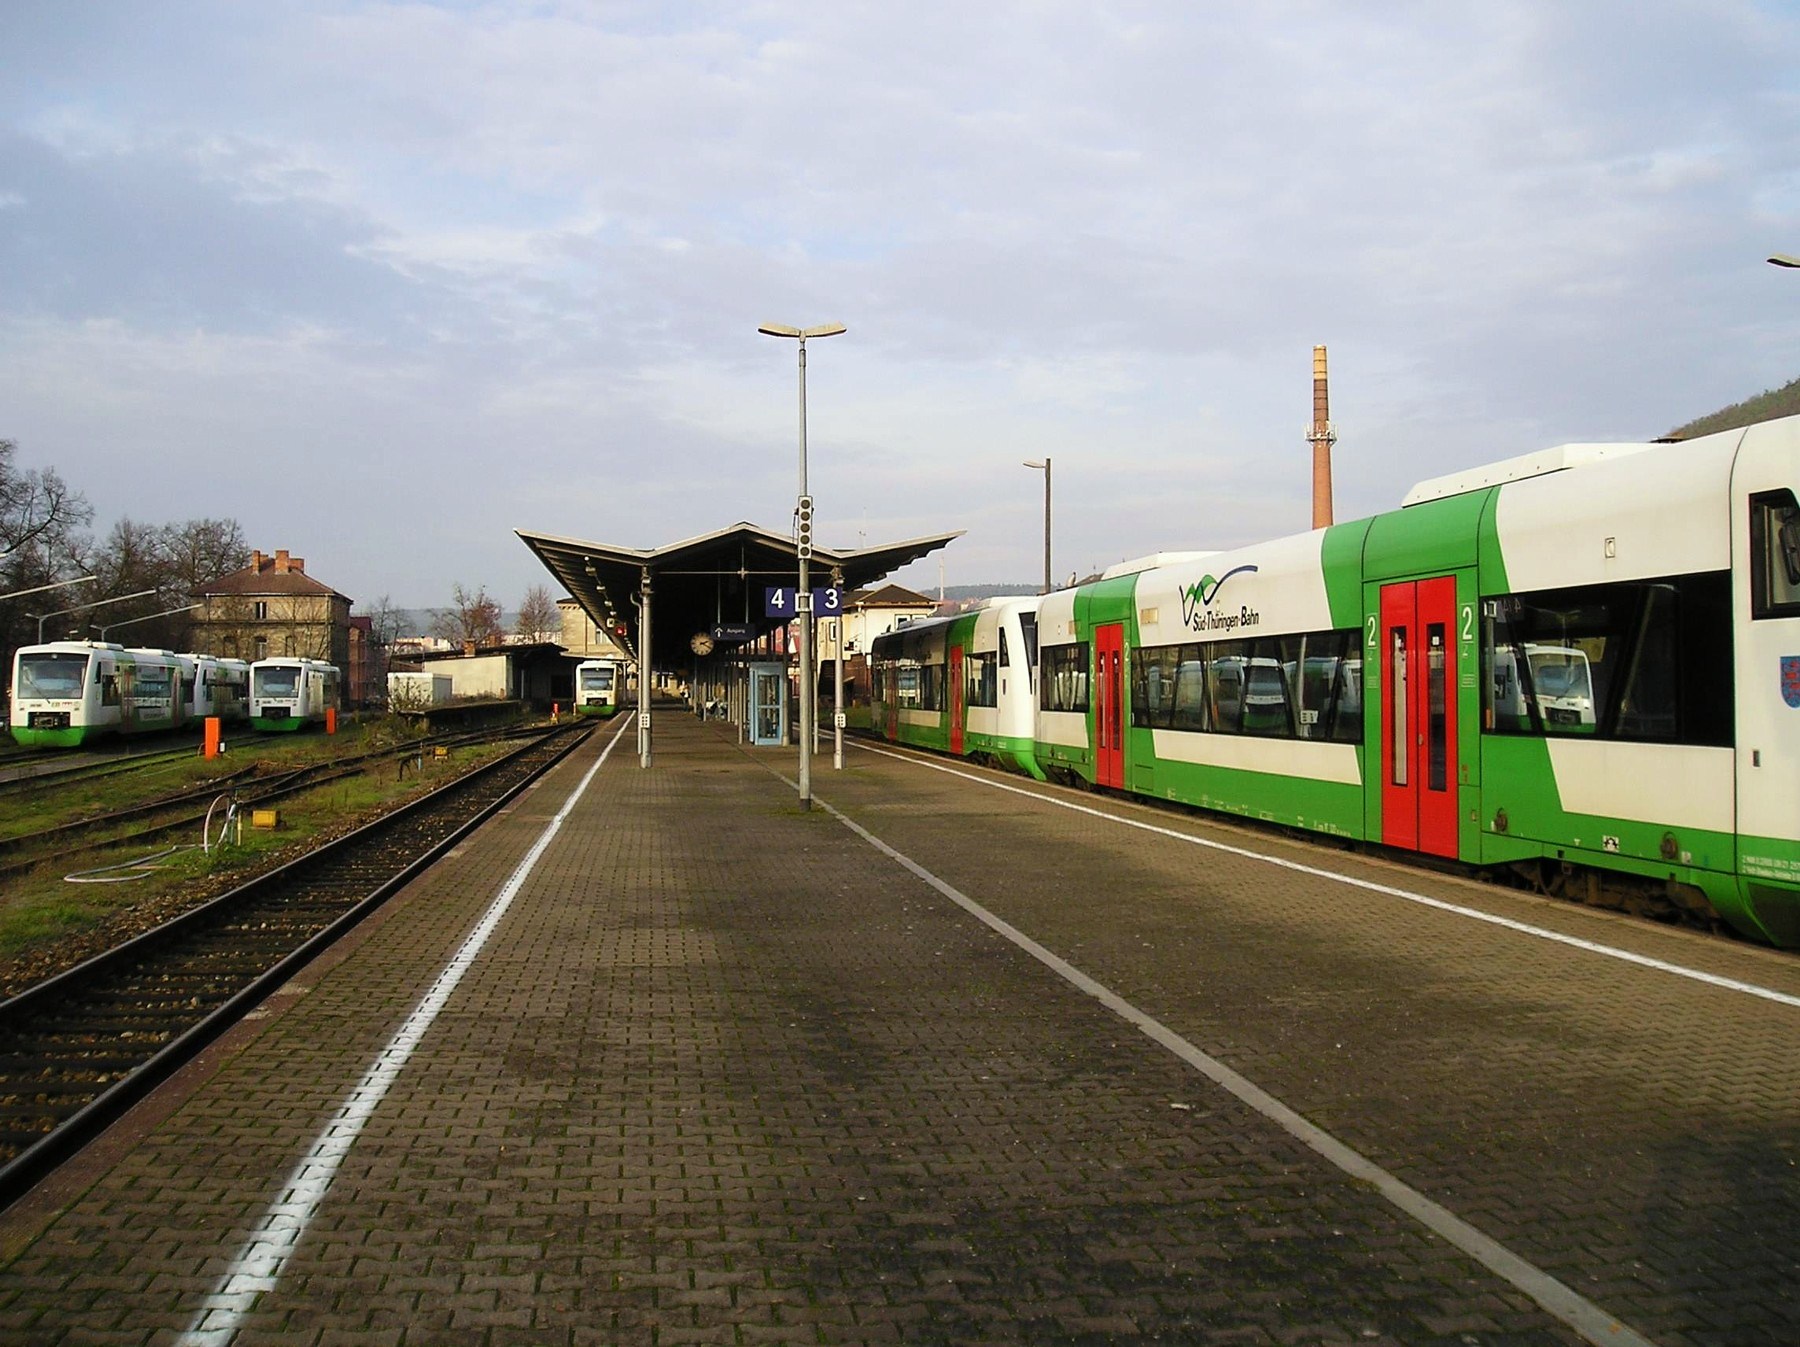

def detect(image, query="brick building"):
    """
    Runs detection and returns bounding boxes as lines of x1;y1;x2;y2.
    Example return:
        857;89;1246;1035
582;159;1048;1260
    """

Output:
187;548;354;686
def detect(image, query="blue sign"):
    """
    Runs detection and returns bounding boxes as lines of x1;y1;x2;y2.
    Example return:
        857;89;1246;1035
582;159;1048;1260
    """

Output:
764;587;842;618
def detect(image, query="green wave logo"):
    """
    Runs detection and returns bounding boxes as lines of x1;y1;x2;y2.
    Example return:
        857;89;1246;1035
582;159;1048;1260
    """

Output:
1179;565;1259;630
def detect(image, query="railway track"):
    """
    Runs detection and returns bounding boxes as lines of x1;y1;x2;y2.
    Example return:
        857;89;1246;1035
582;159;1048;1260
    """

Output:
0;719;594;1209
0;723;558;882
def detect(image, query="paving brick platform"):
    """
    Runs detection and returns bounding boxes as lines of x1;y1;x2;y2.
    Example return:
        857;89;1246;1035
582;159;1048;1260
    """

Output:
1;712;1797;1345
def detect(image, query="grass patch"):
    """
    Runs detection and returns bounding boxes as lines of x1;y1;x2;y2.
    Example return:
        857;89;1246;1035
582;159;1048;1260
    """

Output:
0;718;524;990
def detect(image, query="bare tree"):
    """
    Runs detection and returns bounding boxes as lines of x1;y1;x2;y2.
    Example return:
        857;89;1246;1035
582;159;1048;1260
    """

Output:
1;440;94;668
160;517;250;595
432;583;505;647
514;584;561;643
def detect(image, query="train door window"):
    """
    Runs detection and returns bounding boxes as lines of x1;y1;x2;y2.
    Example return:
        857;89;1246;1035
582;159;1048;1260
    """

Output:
1018;613;1039;693
1751;490;1800;619
1390;628;1408;786
998;629;1009;669
1427;623;1448;792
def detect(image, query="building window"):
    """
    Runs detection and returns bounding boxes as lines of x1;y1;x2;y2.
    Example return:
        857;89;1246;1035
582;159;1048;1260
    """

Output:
254;636;268;661
254;601;269;620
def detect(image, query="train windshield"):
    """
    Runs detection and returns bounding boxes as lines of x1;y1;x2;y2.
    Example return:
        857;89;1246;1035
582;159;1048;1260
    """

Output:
15;653;90;698
580;667;614;691
254;666;299;697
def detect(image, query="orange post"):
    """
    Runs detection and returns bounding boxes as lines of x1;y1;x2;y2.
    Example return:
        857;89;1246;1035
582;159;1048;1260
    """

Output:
326;707;338;735
204;716;221;759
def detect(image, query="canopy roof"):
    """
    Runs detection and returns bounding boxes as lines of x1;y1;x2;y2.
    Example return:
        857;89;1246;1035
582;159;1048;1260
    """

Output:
516;521;961;668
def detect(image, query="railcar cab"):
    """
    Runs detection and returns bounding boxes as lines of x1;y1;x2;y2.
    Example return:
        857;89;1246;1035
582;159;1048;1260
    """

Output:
574;658;625;716
1731;416;1800;943
9;641;105;747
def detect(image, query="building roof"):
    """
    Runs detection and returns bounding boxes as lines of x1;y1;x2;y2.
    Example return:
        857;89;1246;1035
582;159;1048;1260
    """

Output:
193;549;349;602
850;583;936;609
516;521;961;669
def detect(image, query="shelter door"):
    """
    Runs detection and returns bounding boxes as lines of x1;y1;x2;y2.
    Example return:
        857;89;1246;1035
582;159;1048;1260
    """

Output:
1095;622;1125;789
949;646;965;755
1379;577;1458;858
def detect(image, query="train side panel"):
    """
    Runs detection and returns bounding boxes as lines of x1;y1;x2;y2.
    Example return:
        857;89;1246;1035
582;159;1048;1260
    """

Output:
1730;418;1800;944
1125;528;1367;837
1464;432;1751;931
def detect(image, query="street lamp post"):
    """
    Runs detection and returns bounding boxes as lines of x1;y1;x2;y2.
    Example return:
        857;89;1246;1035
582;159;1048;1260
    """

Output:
99;603;203;641
1023;458;1052;594
1769;255;1800;268
0;574;97;605
34;587;159;642
758;321;846;810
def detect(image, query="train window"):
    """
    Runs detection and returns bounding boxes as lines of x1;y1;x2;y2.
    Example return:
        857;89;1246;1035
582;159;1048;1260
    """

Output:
966;652;998;708
1017;613;1039;693
14;653;89;698
1483;571;1731;746
1390;628;1408;785
1131;645;1178;729
1751;490;1800;619
1427;624;1448;792
1130;629;1361;739
1039;643;1089;713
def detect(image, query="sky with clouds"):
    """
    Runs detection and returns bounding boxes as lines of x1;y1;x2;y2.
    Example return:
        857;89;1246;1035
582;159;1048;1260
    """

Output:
3;1;1799;612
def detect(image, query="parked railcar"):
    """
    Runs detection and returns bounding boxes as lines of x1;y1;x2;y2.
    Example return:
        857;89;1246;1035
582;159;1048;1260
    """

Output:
249;657;341;732
8;641;188;747
192;655;252;723
1039;417;1800;947
870;596;1044;778
573;658;626;717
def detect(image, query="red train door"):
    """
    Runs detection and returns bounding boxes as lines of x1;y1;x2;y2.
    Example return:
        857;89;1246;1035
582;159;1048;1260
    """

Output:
949;645;965;754
1379;577;1458;858
1094;623;1124;788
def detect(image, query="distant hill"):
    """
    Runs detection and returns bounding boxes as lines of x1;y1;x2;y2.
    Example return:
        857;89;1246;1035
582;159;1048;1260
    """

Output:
1667;376;1800;439
936;583;1041;601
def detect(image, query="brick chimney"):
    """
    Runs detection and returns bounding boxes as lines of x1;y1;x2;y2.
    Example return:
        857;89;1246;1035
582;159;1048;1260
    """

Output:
251;550;265;572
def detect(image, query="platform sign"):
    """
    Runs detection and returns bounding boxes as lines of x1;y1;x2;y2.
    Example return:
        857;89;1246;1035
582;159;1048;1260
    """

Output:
711;623;754;643
765;587;842;618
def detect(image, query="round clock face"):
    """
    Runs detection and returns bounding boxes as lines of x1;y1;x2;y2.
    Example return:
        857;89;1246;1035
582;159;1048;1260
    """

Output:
690;631;715;656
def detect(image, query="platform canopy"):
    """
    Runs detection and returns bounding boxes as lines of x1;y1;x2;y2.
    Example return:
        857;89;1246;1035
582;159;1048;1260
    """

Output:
516;521;961;669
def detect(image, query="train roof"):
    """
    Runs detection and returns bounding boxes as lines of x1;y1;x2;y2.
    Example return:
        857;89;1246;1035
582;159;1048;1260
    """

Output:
1401;440;1659;507
1099;551;1219;579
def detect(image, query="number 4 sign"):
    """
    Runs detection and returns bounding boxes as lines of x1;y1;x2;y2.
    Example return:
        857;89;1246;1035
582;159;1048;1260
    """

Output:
765;586;842;618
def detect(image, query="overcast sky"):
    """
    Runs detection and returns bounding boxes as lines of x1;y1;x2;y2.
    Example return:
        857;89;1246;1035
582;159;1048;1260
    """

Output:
4;1;1799;612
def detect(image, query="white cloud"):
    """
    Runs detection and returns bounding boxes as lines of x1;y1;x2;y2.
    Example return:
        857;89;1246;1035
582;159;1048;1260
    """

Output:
1;0;1799;605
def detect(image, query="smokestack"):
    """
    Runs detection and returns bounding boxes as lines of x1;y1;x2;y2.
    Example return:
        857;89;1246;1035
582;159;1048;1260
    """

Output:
1308;344;1337;530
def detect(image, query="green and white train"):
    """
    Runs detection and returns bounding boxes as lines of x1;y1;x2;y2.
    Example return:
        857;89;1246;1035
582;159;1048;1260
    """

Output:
9;641;250;748
874;416;1800;947
573;658;627;717
871;596;1043;778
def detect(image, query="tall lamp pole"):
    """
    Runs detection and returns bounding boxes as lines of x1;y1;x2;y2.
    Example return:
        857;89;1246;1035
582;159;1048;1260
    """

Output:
99;603;202;641
1769;255;1800;268
35;587;159;642
758;321;846;810
1023;458;1052;594
0;574;97;605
